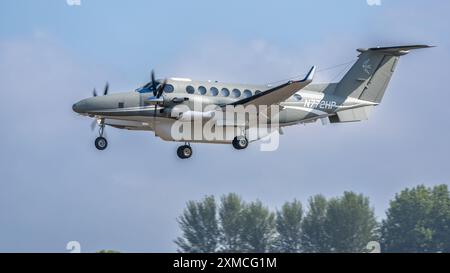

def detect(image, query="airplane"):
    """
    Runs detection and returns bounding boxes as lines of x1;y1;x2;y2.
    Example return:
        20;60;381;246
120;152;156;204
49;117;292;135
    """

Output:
72;45;432;159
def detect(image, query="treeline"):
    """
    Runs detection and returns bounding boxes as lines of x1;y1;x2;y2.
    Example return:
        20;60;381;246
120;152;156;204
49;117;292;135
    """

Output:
175;184;450;253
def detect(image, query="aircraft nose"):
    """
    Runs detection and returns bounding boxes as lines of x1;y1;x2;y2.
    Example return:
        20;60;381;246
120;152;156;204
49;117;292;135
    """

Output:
72;100;87;114
72;103;79;113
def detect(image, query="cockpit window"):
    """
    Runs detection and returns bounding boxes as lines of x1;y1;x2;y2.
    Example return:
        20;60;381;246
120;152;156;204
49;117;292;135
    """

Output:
136;81;161;93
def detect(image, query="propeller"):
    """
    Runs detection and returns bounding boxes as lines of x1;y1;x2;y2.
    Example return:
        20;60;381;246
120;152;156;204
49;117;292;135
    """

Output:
103;82;109;95
90;119;97;131
90;118;107;137
150;70;167;98
92;82;109;97
90;82;109;135
151;70;157;96
156;79;167;98
148;70;168;120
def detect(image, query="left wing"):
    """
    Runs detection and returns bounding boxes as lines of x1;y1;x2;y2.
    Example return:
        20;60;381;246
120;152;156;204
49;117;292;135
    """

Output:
229;66;316;107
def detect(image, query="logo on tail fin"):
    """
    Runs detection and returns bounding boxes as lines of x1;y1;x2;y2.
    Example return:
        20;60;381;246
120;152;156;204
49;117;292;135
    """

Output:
362;59;373;75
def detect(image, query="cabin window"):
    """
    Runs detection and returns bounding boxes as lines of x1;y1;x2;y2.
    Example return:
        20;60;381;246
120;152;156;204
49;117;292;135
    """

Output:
243;90;252;98
198;86;207;95
210;87;219;96
186;85;195;94
293;94;302;101
231;89;241;98
164;84;174;93
221;88;230;97
118;102;124;108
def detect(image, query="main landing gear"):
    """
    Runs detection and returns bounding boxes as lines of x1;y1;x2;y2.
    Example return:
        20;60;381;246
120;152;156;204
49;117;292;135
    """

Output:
94;120;108;151
177;144;193;159
232;136;249;150
176;136;249;159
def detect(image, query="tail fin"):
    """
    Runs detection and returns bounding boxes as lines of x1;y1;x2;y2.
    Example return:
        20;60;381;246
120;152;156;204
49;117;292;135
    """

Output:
333;45;433;103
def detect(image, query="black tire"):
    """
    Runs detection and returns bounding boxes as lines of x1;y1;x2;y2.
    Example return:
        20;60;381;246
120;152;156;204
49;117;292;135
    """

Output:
232;136;248;150
95;137;108;150
177;145;192;159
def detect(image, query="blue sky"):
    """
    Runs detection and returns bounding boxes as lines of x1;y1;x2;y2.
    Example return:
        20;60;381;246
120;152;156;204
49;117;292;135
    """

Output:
0;0;449;252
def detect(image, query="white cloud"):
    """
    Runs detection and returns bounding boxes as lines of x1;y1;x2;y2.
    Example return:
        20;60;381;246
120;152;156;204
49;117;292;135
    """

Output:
166;35;362;85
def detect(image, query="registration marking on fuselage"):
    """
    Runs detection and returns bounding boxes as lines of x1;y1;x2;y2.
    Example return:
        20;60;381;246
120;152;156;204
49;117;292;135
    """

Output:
304;99;337;110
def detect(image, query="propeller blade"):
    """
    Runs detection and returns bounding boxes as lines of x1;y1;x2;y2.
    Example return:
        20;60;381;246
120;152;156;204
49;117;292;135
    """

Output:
90;119;97;131
103;82;109;96
91;119;107;137
93;88;97;97
156;79;167;98
151;70;157;96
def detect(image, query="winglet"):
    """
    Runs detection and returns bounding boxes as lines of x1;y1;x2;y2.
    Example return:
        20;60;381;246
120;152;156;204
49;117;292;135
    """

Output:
303;66;316;83
229;66;316;107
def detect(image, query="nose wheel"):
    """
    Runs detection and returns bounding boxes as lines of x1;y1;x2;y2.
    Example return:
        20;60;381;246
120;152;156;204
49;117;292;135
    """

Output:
95;137;108;150
94;119;108;151
177;144;193;159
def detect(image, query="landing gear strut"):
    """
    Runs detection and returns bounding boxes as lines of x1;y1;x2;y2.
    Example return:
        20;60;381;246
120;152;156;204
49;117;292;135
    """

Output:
177;144;192;159
94;119;108;151
232;136;249;150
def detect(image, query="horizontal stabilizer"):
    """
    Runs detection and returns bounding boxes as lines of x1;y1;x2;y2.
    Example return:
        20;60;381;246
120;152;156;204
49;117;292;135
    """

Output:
329;106;374;123
357;45;434;56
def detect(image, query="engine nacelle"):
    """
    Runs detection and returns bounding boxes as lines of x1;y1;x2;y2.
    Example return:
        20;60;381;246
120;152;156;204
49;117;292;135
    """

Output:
177;110;215;121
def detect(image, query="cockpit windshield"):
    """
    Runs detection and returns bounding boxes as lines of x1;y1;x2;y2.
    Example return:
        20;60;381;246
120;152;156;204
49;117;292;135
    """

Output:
135;80;161;93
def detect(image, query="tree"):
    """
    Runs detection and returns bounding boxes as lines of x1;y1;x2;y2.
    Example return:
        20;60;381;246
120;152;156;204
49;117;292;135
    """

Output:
275;200;303;252
301;195;329;252
175;196;219;252
302;193;378;253
175;186;450;253
324;192;378;253
240;201;276;253
381;184;450;253
218;193;245;252
429;185;450;252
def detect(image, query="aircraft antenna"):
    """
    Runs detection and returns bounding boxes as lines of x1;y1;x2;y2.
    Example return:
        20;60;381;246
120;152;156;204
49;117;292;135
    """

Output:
265;59;356;85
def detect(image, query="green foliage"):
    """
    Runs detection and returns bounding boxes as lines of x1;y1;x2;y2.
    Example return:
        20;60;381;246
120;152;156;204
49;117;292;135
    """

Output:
381;184;450;253
175;185;450;253
275;200;303;252
301;195;329;252
176;194;276;253
175;195;219;253
218;193;245;252
240;201;276;253
323;192;378;253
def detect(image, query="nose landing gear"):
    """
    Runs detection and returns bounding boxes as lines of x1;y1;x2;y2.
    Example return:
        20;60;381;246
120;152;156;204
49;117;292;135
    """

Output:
95;136;108;150
177;144;193;159
94;119;108;151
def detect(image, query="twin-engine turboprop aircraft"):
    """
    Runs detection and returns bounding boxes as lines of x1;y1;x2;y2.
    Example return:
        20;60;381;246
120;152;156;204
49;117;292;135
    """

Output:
72;45;432;159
